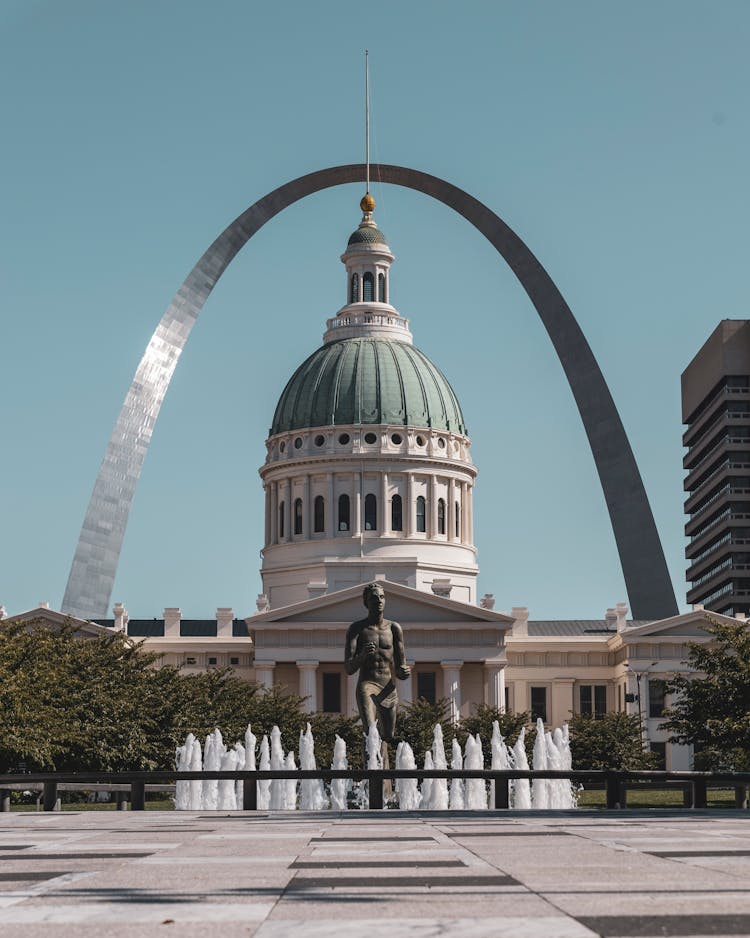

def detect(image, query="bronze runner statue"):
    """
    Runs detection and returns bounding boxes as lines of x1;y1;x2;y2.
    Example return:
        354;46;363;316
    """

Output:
345;583;411;745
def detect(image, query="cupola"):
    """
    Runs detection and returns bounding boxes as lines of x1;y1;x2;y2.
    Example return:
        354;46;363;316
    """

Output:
324;195;411;343
259;195;478;610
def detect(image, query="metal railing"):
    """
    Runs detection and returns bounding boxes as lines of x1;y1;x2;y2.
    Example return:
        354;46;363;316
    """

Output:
1;769;749;812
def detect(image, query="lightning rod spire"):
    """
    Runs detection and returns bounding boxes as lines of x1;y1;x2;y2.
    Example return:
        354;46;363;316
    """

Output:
365;49;370;194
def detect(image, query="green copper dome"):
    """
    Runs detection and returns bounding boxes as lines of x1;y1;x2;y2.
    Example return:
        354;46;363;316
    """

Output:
271;338;466;435
347;225;388;246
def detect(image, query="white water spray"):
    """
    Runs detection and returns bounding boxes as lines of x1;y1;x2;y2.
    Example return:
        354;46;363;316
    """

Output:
464;734;487;809
395;741;421;810
449;738;465;810
512;728;531;810
175;716;576;811
330;735;349;810
299;723;328;810
430;725;449;810
257;735;270;810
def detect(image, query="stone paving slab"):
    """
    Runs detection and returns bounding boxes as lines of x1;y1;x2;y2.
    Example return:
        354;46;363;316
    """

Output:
1;811;750;936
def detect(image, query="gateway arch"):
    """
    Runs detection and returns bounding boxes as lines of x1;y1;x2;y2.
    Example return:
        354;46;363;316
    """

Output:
61;164;678;621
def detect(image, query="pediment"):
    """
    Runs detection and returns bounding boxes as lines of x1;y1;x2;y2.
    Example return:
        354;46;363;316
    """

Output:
3;606;112;638
248;581;513;629
623;610;742;640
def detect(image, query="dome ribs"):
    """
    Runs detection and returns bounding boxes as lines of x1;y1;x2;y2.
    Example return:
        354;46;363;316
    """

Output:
269;337;466;436
395;342;431;428
381;340;407;425
358;339;381;424
309;343;342;429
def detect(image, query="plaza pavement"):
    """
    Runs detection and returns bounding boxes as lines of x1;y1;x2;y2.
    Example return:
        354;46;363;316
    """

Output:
2;810;750;936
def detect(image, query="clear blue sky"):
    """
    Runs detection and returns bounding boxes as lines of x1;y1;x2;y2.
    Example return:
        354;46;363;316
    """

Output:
2;1;749;619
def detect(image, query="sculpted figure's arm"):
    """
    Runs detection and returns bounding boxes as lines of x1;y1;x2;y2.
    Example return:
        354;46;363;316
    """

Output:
391;622;411;681
345;623;376;676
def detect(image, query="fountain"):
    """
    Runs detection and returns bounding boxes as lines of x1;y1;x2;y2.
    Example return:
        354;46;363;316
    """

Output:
283;750;298;810
217;748;238;810
448;738;465;809
175;717;578;811
531;719;549;809
464;733;487;809
174;734;194;811
512;728;531;810
420;750;435;809
329;735;349;810
394;741;420;810
299;723;327;810
430;725;450;810
257;735;270;810
202;729;222;811
269;726;285;810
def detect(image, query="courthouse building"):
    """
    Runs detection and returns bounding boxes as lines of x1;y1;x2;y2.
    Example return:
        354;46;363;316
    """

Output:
4;198;738;771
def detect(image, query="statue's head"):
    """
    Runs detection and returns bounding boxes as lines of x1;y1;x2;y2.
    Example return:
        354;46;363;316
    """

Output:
363;582;385;614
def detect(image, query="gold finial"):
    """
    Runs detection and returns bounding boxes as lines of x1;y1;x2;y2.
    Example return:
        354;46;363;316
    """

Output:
360;193;375;213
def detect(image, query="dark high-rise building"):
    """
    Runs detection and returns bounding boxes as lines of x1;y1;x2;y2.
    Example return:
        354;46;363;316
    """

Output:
683;321;750;615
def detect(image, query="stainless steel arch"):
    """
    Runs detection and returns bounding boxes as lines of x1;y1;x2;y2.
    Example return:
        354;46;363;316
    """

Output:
62;164;678;621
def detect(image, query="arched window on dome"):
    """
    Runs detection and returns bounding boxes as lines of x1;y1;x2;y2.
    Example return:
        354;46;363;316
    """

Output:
416;496;426;533
437;498;446;535
314;495;325;533
363;272;374;302
279;501;285;539
350;273;359;304
338;494;350;532
364;493;377;531
391;494;403;532
294;498;303;535
378;272;386;302
455;501;461;539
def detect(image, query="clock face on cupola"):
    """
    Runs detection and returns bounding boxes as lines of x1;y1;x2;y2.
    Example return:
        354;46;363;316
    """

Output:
258;194;479;612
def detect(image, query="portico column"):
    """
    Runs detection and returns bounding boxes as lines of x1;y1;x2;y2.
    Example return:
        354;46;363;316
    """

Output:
297;661;319;712
441;661;463;724
398;662;414;706
255;662;275;691
484;662;505;710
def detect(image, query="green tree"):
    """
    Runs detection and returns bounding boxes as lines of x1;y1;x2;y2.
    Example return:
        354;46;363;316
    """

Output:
308;711;364;769
0;622;367;772
567;712;655;770
0;621;185;771
457;705;530;751
397;698;452;759
661;619;750;771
